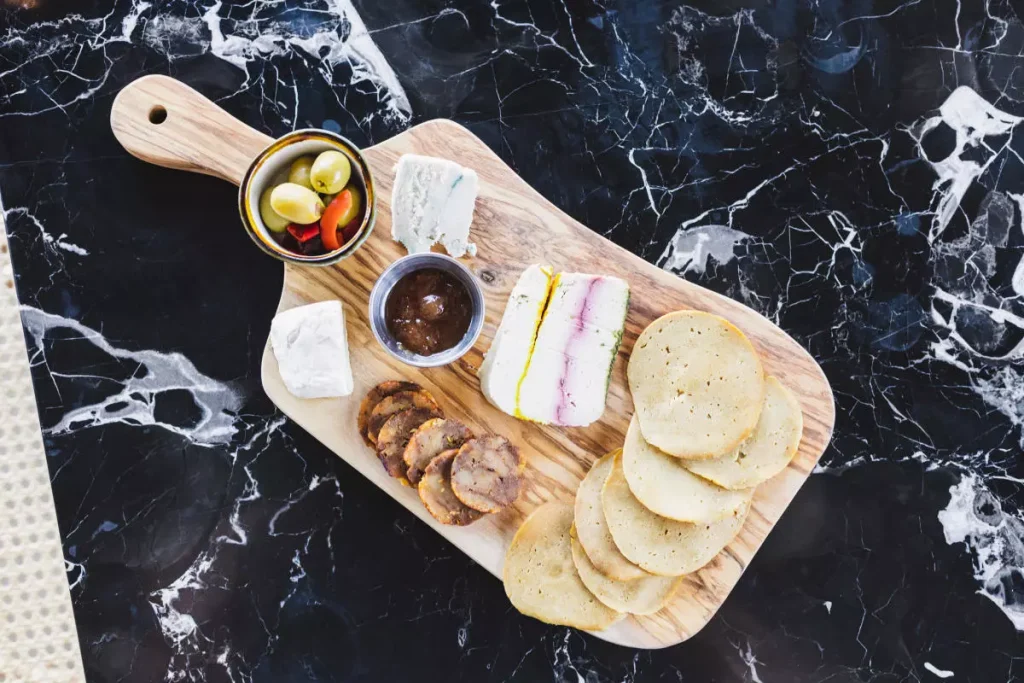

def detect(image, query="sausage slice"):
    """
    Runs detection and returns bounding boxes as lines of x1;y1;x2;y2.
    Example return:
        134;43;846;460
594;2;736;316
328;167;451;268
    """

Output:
376;407;444;482
451;436;523;513
358;381;423;446
366;390;442;445
403;418;474;486
418;449;484;526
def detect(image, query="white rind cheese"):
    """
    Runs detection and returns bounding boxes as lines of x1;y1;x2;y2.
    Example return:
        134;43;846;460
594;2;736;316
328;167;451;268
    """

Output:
270;300;354;399
479;265;553;415
479;268;630;427
391;154;479;257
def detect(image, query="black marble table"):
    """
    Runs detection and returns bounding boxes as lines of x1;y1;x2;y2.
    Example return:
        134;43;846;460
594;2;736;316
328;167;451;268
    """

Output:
2;0;1023;680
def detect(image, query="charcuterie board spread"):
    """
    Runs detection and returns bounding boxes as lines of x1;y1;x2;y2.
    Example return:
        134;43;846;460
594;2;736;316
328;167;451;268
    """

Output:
110;76;835;649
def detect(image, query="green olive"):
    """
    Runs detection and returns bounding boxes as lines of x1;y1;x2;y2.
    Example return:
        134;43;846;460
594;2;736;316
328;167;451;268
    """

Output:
310;150;352;194
259;187;290;232
287;155;316;188
269;183;325;225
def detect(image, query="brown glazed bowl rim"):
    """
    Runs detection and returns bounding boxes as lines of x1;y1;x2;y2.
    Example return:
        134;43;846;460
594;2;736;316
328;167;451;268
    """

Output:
238;129;377;266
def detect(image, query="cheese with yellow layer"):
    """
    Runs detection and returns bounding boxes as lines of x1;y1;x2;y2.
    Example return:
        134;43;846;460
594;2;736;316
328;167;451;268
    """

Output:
479;265;554;416
480;267;630;427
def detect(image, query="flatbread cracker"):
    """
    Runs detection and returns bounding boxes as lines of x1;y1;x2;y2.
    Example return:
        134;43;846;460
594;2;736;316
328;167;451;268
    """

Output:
503;503;622;630
628;311;764;459
570;526;680;615
622;415;752;523
573;451;649;581
684;377;803;489
602;454;748;576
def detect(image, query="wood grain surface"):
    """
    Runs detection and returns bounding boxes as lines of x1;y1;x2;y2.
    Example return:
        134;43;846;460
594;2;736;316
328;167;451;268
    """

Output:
261;121;835;649
109;76;835;649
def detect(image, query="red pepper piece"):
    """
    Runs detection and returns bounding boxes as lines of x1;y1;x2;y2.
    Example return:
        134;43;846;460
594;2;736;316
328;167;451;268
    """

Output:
320;191;355;251
287;223;320;243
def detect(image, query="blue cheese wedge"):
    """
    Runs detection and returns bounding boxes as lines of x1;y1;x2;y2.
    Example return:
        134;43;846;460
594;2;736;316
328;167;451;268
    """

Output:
391;154;478;257
480;268;630;427
270;300;354;399
479;265;554;415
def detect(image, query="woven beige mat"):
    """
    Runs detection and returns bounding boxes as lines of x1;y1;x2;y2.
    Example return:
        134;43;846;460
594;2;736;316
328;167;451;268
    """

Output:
0;222;86;682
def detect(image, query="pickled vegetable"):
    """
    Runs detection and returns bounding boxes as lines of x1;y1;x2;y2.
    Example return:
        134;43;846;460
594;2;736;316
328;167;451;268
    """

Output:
270;183;325;225
259;187;290;232
310;151;352;194
325;188;362;229
319;190;352;251
288;156;315;188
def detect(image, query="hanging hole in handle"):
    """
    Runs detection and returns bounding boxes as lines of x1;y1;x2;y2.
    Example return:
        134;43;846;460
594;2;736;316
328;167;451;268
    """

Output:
148;105;167;124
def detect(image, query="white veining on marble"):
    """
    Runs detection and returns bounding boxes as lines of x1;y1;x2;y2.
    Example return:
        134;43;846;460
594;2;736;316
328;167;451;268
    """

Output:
4;207;90;258
197;0;411;125
20;306;243;446
0;0;410;130
736;640;765;683
659;224;750;276
938;473;1024;630
924;661;955;678
913;87;1023;242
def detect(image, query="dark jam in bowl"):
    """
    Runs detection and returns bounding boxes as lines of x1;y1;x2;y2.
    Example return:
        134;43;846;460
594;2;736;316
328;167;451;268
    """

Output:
385;268;473;356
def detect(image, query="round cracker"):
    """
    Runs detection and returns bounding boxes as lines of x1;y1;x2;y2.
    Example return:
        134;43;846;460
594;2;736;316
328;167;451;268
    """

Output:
403;418;474;486
366;390;442;445
451;436;523;513
573;451;649;581
503;503;622;630
418;449;483;526
627;311;765;459
570;527;680;615
622;415;752;523
684;377;803;489
358;381;422;445
602;454;748;576
376;407;444;481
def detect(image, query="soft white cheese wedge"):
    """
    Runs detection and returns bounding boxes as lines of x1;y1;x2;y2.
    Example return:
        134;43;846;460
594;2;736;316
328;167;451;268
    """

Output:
479;265;554;415
391;154;479;257
270;300;354;399
518;274;630;426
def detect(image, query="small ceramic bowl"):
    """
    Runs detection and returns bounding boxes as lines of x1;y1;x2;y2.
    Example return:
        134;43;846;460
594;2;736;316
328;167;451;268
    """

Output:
238;129;376;266
369;253;485;368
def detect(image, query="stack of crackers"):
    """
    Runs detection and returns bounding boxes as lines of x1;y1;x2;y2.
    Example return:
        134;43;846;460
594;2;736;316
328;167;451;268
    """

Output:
503;311;804;629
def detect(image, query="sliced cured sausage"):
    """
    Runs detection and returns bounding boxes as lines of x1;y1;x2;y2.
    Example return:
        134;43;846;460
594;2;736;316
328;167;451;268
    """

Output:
376;407;444;481
451;436;523;513
418;449;483;526
403;418;474;486
366;390;442;445
357;381;422;446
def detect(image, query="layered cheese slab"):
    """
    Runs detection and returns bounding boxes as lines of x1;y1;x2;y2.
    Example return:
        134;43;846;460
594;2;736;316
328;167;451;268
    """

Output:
481;267;629;427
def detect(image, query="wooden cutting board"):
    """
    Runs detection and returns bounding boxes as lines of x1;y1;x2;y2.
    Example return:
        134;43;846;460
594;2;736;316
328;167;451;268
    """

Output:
109;75;833;649
259;120;836;648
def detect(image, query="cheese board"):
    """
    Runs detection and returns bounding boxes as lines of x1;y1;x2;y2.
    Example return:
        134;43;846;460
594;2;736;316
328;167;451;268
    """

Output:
110;75;835;649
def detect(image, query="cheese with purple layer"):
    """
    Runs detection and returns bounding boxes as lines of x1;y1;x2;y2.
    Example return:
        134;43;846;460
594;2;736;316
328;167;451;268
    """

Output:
480;268;630;427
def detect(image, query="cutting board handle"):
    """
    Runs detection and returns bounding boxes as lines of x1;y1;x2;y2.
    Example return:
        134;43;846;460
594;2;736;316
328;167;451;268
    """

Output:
110;75;274;186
